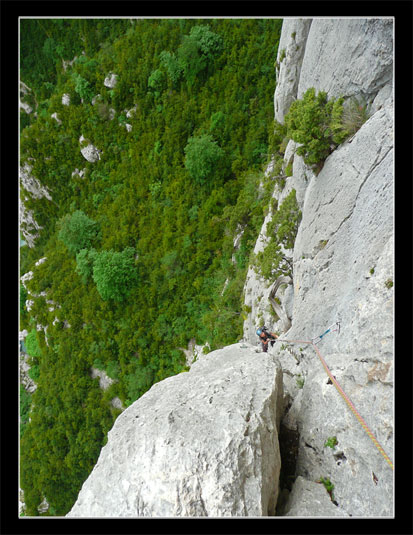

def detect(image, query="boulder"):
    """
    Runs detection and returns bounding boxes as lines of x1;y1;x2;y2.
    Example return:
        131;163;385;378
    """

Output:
67;343;283;517
81;144;101;163
90;367;116;391
104;73;118;89
62;93;70;106
51;112;62;125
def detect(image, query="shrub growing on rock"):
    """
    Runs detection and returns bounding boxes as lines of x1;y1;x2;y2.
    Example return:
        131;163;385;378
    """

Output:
253;189;302;280
284;87;348;168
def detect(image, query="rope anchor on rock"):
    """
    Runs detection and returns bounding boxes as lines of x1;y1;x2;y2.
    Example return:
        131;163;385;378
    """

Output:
311;320;341;345
278;320;394;470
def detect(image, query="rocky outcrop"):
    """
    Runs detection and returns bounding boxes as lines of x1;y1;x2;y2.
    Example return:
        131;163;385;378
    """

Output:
79;136;102;163
274;19;312;123
20;200;42;248
51;112;62;125
20;81;36;114
67;343;283;517
104;73;118;89
20;163;52;201
90;367;116;390
20;164;53;247
20;352;37;394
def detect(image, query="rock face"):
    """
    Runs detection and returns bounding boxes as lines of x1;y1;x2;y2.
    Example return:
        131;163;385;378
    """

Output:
67;343;283;517
274;18;312;123
20;163;52;201
20;352;37;394
297;18;393;101
283;476;349;517
244;18;394;517
20;164;52;248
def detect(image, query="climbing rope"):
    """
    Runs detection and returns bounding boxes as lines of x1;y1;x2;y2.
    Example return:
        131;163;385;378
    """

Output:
277;323;394;471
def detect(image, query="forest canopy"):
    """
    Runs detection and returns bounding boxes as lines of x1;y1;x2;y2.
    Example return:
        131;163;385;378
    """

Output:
19;17;283;516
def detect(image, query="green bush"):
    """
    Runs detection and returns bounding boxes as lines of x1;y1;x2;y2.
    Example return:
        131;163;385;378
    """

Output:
25;329;42;358
125;364;154;404
92;247;138;301
106;360;120;380
147;69;165;96
93;358;105;370
284;87;347;167
72;74;94;103
324;436;338;449
58;211;101;255
188;25;223;60
184;134;224;184
28;364;40;382
340;97;370;137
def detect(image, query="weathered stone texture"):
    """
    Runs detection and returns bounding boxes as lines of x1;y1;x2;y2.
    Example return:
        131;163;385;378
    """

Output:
67;344;283;517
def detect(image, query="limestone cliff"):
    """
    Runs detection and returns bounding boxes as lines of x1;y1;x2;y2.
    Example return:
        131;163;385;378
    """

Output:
66;18;394;517
68;344;283;517
245;17;393;517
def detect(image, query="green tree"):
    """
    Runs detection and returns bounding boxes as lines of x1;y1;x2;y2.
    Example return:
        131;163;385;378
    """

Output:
177;25;223;85
73;74;94;104
147;69;165;95
25;328;42;358
184;134;224;184
159;50;183;85
92;247;138;301
189;25;223;60
75;248;98;283
177;35;207;85
57;211;101;255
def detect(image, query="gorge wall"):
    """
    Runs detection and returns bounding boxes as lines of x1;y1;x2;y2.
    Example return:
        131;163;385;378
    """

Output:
66;18;394;517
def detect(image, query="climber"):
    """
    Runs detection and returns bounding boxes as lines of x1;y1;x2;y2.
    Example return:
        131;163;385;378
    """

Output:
256;326;278;352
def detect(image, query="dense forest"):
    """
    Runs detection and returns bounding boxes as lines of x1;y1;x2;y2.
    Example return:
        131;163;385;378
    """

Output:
19;18;286;515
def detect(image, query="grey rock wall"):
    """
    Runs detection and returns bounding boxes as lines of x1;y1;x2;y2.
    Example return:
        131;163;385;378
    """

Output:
242;17;394;516
67;343;283;517
297;18;393;101
258;17;394;517
274;19;312;123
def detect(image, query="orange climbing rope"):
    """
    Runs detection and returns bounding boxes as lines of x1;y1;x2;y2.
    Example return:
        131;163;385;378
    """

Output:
277;327;394;470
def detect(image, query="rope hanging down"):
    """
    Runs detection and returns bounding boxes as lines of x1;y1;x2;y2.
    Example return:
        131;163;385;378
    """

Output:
277;323;394;470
